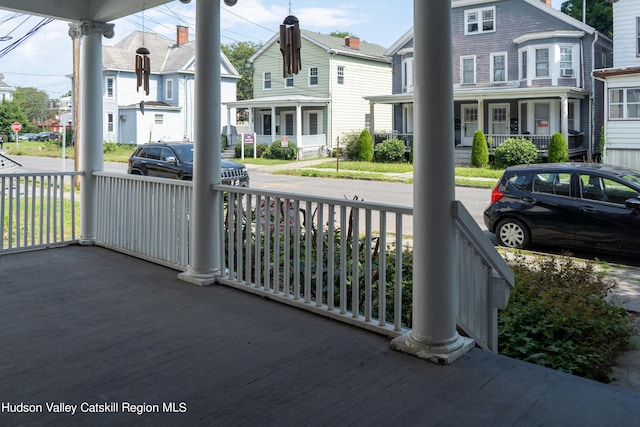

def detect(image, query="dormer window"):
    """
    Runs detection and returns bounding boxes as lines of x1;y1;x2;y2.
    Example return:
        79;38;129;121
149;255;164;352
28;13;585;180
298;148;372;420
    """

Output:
465;7;495;35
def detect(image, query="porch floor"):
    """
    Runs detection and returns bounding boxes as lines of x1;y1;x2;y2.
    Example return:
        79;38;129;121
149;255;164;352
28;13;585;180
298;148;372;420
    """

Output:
2;246;639;426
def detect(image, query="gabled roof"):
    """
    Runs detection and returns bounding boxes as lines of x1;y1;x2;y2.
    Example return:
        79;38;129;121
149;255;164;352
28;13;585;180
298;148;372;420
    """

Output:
387;0;607;57
103;31;239;78
250;29;389;64
0;72;15;91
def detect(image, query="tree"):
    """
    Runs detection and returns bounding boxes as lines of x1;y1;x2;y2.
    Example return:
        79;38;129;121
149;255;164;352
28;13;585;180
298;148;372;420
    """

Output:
357;129;374;162
12;87;53;129
548;133;569;163
329;31;357;39
561;0;613;38
221;41;262;101
0;99;30;138
471;130;489;167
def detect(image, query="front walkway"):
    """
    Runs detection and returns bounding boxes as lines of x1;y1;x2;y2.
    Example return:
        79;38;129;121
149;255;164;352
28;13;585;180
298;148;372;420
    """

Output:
1;246;639;426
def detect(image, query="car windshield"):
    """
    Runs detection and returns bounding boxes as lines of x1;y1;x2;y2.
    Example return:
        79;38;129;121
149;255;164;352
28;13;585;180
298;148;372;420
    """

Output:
172;145;194;162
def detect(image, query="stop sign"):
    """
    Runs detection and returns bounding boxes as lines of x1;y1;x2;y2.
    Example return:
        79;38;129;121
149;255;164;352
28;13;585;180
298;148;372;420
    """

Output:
11;122;21;132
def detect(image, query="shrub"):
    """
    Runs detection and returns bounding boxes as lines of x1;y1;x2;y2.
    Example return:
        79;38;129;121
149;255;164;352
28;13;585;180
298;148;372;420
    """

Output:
234;142;268;158
471;130;489;167
600;125;605;162
357;129;374;162
494;137;538;167
103;142;117;153
374;139;406;163
499;254;636;382
341;131;361;161
262;140;298;160
547;132;569;163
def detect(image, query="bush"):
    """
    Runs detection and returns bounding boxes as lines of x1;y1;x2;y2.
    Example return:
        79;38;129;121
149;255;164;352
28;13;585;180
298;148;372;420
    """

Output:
494;137;538;167
262;140;298;160
374;139;406;163
234;142;268;158
547;132;569;163
103;142;117;153
471;130;489;167
357;129;374;162
499;254;636;382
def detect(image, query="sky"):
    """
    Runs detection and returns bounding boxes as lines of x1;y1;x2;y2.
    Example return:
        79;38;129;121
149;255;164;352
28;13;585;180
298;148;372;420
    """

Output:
0;0;564;99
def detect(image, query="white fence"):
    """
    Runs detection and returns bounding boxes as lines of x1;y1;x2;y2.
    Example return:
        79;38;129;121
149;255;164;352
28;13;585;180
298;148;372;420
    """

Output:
1;172;81;253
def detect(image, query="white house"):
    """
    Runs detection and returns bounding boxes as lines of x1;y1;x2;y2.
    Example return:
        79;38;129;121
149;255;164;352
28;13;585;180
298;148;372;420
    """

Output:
102;26;240;144
0;73;15;102
594;0;640;169
224;29;392;158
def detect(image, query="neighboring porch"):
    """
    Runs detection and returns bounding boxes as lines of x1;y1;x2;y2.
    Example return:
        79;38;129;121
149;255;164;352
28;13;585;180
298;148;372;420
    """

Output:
224;95;331;159
2;245;639;425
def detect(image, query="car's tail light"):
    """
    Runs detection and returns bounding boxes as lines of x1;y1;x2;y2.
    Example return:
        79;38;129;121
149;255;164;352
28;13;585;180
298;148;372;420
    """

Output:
490;184;504;204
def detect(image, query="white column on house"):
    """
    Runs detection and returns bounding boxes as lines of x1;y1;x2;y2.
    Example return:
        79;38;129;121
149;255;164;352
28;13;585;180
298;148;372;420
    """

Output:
392;0;474;364
179;0;222;286
271;106;277;139
477;98;485;134
369;102;375;136
226;106;232;146
72;21;114;245
561;95;569;141
296;103;302;158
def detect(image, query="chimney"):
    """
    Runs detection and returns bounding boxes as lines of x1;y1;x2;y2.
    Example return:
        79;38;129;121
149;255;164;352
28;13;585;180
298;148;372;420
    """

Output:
176;25;189;46
540;0;552;6
345;36;360;50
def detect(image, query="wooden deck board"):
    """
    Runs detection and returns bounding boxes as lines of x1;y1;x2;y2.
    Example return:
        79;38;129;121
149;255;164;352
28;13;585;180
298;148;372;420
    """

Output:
1;245;639;426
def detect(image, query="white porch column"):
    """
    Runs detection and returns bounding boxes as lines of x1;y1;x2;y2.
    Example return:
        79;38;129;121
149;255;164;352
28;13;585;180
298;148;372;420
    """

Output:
561;95;569;141
71;21;114;245
369;102;375;136
477;98;484;133
296;103;302;159
179;0;222;286
271;106;277;140
226;106;232;146
392;0;474;364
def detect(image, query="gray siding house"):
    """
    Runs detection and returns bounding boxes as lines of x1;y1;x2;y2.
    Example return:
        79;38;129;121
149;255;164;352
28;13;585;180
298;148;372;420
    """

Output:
367;0;612;162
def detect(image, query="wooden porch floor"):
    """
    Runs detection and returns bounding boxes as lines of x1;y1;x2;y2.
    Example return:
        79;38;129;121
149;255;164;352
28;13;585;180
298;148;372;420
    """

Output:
2;245;639;426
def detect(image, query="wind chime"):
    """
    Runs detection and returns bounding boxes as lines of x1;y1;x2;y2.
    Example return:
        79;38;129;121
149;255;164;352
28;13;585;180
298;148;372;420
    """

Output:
135;5;151;101
279;1;301;78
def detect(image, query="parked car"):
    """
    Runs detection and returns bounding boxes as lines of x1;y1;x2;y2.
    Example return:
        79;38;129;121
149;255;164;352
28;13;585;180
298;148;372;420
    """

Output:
127;142;249;186
18;133;36;141
484;163;640;256
34;131;60;141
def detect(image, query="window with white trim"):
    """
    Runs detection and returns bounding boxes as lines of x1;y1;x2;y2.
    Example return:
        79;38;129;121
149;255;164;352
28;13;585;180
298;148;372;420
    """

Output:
491;53;507;83
464;6;495;35
461;56;476;84
535;48;549;78
337;66;344;85
155;114;164;125
309;67;318;86
304;110;322;134
284;75;294;88
609;88;640;120
107;113;114;132
560;47;574;77
166;79;174;100
106;77;114;98
637;17;640;56
263;72;272;90
520;50;527;79
402;57;414;92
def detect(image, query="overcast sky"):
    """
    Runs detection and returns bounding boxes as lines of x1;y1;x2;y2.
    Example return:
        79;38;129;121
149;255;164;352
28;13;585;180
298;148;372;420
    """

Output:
0;0;564;99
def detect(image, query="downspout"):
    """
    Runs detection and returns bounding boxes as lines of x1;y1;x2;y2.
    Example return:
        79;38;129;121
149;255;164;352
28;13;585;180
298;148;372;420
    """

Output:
328;51;335;151
589;32;599;161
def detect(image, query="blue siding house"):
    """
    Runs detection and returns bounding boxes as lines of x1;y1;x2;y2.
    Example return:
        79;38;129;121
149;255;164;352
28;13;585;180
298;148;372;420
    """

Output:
366;0;612;162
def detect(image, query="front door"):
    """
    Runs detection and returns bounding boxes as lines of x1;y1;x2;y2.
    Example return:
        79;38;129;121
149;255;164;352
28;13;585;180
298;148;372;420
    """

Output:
461;104;478;146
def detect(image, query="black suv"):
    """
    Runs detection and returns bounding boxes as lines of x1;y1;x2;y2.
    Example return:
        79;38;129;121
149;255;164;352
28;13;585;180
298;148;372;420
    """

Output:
484;163;640;256
127;142;249;186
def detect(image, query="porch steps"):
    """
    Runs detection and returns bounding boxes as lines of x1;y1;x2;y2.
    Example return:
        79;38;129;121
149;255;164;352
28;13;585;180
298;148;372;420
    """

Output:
454;147;472;166
222;147;236;159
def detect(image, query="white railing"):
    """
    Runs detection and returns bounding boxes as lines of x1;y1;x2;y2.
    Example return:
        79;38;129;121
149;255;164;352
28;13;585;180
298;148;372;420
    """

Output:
94;172;192;271
453;201;513;351
1;172;82;254
215;184;413;337
90;173;513;351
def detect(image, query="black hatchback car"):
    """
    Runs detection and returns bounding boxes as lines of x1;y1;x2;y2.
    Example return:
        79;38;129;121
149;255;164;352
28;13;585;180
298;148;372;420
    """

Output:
127;142;249;186
484;163;640;256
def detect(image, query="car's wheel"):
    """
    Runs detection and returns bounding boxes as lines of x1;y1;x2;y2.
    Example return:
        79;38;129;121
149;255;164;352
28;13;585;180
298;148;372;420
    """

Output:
496;218;531;249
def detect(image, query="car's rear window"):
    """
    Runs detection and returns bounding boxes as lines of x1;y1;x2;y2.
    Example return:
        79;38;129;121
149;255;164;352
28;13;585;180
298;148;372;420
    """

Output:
502;171;532;192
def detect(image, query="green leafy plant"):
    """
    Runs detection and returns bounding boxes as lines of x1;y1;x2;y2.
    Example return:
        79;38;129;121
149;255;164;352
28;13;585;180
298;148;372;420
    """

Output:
234;142;268;158
471;130;489;167
547;132;569;163
499;254;636;382
600;125;606;162
494;137;539;167
374;139;406;163
357;129;374;162
262;140;298;160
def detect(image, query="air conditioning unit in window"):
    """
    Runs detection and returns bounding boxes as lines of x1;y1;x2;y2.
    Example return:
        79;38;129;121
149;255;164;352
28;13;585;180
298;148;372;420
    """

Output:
561;68;574;77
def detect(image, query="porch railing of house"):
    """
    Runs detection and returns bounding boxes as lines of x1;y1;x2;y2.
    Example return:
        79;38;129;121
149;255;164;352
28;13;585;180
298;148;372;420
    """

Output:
375;133;414;152
485;133;585;154
8;171;512;353
253;134;328;149
1;172;82;254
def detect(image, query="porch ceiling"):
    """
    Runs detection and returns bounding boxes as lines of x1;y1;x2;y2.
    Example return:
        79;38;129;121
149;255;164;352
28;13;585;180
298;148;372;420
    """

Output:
224;95;331;108
0;0;171;23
